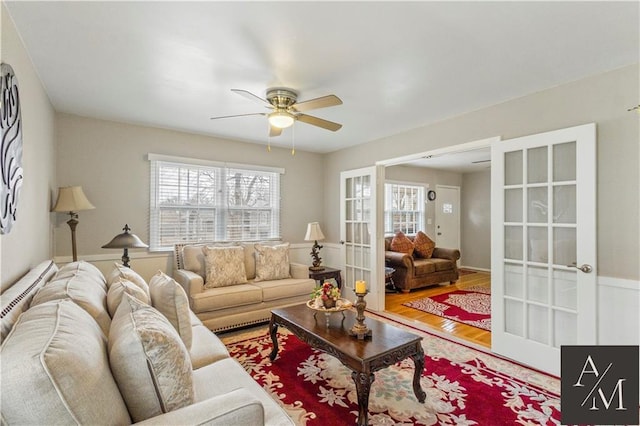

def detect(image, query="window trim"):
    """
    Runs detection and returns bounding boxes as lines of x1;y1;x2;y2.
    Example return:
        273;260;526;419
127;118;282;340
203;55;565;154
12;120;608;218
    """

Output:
384;180;427;236
148;154;283;251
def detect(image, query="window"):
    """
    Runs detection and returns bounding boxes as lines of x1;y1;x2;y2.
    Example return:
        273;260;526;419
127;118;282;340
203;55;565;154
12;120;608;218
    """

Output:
384;182;425;235
149;154;282;251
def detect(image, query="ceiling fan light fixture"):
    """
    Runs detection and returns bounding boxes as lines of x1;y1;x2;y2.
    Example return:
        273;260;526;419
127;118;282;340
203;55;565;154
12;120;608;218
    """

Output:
268;111;295;129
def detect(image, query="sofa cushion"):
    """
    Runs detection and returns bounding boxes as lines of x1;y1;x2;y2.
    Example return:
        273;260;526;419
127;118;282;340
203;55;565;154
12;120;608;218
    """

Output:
109;294;195;422
253;278;316;302
254;243;291;282
107;263;150;298
430;257;455;272
414;260;436;275
189;324;230;369
0;260;57;341
30;269;111;336
193;358;295;426
203;246;248;288
413;231;436;258
390;231;414;255
149;271;193;349
107;277;150;317
55;260;108;291
191;284;263;313
1;299;131;425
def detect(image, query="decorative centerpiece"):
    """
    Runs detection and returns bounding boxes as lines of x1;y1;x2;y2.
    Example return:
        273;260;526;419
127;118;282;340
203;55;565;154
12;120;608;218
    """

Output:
349;280;372;340
308;281;352;327
312;280;341;309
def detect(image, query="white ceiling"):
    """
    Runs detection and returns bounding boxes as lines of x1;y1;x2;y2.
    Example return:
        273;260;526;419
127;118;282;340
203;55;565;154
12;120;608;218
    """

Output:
5;1;639;154
405;148;492;174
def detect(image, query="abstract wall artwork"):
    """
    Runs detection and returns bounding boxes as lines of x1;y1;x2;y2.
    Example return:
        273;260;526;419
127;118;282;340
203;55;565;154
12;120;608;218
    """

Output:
1;63;23;234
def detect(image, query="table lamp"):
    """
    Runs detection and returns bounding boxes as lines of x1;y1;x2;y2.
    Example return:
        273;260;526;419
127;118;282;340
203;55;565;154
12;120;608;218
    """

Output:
304;222;325;271
102;224;148;268
52;186;95;262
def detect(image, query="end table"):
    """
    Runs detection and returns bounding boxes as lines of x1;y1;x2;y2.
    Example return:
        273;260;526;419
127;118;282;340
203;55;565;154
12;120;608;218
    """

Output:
308;266;342;289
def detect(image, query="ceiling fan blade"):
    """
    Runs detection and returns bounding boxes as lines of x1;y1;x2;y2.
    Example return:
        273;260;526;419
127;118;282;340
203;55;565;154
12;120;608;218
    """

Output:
231;89;272;108
210;112;266;120
296;113;342;131
293;94;342;112
269;125;282;137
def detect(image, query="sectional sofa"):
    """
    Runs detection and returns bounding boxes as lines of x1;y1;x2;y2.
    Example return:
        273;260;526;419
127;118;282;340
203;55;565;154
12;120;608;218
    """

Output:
0;260;294;425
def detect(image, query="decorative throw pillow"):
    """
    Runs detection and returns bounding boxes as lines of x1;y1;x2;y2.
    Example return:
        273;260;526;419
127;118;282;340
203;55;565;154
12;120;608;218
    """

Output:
390;231;414;255
109;294;194;423
107;277;150;317
413;231;436;258
148;271;192;349
203;246;247;288
254;243;291;282
106;263;150;298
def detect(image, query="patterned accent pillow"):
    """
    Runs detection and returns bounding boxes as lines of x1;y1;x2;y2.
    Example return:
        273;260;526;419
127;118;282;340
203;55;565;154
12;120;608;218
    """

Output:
109;294;194;422
148;271;192;349
203;246;247;288
254;243;291;282
107;277;150;317
413;231;436;258
390;231;414;255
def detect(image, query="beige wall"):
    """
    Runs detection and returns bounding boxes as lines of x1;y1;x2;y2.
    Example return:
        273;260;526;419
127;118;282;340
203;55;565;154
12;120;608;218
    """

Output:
325;64;640;280
385;165;462;238
54;114;326;267
461;170;491;269
0;6;56;291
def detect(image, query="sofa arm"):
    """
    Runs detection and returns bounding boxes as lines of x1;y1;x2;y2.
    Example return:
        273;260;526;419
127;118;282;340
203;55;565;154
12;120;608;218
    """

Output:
134;388;264;425
385;251;414;269
432;247;461;262
290;262;310;279
174;269;204;296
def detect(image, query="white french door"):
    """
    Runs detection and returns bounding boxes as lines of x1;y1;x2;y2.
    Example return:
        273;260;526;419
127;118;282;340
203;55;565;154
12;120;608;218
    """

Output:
491;123;596;375
340;166;385;311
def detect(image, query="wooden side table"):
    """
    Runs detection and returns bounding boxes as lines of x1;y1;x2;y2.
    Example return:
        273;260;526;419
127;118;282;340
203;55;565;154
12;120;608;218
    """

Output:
308;266;342;289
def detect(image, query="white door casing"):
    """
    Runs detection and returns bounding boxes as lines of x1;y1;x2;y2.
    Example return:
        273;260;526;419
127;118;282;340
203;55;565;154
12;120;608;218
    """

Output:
491;123;596;376
435;185;461;251
340;166;385;311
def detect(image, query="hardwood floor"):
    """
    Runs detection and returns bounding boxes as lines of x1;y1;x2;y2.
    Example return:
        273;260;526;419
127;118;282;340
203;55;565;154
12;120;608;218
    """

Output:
384;270;492;348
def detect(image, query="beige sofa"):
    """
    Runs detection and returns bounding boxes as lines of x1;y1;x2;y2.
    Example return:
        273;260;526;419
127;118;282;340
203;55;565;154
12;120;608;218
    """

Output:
174;242;316;332
1;260;294;425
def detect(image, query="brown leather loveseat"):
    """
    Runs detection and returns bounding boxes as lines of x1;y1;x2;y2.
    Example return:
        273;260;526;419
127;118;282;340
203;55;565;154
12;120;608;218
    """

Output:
385;235;460;293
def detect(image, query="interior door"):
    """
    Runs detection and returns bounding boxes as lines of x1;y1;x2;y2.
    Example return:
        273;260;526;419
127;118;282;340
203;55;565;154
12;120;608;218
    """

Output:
340;166;384;311
435;185;460;250
491;123;596;375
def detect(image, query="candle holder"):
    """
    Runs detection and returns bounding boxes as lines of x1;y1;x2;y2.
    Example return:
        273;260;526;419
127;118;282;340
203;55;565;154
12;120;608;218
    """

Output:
349;290;372;340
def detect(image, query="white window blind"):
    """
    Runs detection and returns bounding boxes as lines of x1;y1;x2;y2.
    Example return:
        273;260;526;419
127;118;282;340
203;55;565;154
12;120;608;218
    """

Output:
384;182;425;235
149;155;282;251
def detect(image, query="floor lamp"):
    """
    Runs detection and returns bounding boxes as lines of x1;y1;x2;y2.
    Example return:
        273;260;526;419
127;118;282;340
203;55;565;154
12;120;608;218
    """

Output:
52;186;95;262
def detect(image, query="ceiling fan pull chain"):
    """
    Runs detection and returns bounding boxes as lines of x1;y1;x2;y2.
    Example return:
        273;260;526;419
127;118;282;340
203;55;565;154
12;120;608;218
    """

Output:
291;122;295;156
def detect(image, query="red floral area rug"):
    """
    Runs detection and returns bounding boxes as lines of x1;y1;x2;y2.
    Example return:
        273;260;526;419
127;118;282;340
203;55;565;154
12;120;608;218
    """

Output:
403;285;492;331
221;319;560;425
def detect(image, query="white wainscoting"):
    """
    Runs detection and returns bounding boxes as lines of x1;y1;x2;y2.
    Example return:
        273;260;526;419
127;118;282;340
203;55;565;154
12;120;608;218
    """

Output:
597;276;639;346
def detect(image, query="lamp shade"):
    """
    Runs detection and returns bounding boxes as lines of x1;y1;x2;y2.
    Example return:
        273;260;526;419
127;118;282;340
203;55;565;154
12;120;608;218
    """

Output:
52;186;95;212
102;224;148;249
304;222;325;241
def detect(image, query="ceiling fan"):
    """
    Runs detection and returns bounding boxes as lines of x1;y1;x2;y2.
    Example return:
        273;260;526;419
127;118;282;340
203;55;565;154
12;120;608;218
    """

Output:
210;88;343;137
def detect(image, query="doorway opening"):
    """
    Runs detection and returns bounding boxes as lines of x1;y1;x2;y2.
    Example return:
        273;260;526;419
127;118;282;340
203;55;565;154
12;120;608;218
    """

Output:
377;137;497;347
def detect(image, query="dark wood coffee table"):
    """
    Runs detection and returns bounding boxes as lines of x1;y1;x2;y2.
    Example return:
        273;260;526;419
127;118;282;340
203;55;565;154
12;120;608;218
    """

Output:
269;304;426;426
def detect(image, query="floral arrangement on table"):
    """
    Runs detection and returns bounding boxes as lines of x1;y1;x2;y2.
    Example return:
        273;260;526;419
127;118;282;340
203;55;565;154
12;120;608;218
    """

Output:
311;280;342;309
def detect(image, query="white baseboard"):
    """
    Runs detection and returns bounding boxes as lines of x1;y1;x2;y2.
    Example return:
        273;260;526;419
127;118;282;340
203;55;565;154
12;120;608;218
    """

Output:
459;265;491;272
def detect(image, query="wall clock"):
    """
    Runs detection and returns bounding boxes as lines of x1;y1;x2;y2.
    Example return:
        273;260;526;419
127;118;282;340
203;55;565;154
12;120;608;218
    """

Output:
427;190;436;201
1;63;24;235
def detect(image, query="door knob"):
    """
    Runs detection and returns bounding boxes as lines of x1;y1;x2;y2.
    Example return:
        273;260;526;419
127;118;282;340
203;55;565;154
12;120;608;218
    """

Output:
567;263;593;273
339;240;345;245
